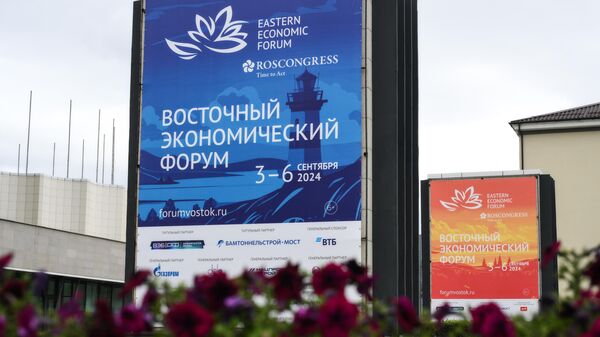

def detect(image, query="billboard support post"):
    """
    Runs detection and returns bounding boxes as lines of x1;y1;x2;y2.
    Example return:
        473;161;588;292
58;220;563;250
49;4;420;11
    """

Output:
124;0;143;303
372;0;420;307
421;180;432;311
539;175;558;297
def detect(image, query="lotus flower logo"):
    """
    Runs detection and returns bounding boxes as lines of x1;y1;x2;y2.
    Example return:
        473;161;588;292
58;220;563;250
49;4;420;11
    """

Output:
242;60;255;73
165;6;248;60
440;186;482;211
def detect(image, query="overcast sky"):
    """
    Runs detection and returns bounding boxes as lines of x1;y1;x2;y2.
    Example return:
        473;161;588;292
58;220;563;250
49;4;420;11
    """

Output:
0;1;132;185
1;0;599;186
419;0;600;176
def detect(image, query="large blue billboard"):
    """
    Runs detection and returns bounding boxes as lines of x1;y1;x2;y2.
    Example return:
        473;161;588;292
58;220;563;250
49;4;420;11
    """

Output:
138;0;362;227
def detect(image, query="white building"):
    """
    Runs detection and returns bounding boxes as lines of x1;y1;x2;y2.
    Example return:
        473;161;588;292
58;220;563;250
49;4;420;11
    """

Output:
0;172;127;311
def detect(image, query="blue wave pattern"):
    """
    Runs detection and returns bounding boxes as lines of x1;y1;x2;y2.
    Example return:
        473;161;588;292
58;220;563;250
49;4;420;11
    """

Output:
139;159;360;226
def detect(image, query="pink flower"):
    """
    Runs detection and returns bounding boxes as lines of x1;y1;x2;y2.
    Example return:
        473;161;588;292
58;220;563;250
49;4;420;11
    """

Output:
318;296;358;337
345;260;367;279
32;272;48;297
584;251;600;287
311;263;349;295
470;303;515;337
0;253;13;270
141;285;159;309
293;307;319;336
0;315;6;337
542;241;561;268
87;300;124;337
270;262;304;304
119;270;151;298
367;318;381;333
582;317;600;337
576;290;599;307
58;297;84;323
17;305;38;337
433;303;452;324
189;271;238;310
343;260;373;300
241;269;267;294
165;301;214;337
1;279;27;304
223;296;252;319
393;296;420;333
355;274;374;300
116;305;152;334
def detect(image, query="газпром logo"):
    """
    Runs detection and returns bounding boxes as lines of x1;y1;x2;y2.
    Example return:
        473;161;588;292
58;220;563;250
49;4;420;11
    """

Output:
153;264;180;277
166;6;247;60
440;186;482;211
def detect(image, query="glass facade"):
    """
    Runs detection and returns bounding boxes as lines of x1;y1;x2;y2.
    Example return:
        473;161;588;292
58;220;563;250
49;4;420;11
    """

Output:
15;271;124;313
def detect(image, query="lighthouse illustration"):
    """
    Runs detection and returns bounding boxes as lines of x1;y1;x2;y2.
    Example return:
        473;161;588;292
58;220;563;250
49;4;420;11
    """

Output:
286;69;328;169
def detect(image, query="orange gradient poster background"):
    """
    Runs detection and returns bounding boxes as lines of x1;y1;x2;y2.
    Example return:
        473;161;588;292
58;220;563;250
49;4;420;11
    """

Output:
430;177;539;313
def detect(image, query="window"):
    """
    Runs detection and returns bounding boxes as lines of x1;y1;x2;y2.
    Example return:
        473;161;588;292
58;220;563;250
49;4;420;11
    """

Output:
85;282;97;312
111;286;123;312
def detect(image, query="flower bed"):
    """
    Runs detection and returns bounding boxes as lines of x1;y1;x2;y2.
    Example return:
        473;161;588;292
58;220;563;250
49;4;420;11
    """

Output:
0;242;599;337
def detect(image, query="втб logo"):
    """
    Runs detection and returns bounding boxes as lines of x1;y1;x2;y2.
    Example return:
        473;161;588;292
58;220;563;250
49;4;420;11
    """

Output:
440;186;482;211
166;6;248;60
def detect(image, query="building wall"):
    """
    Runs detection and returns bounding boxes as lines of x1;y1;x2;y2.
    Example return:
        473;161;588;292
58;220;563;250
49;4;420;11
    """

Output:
0;173;126;241
83;183;127;241
522;130;600;251
0;218;125;282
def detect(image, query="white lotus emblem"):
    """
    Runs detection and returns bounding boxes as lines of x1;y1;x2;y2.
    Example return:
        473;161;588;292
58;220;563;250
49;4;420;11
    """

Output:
242;60;255;73
440;186;482;211
165;6;248;60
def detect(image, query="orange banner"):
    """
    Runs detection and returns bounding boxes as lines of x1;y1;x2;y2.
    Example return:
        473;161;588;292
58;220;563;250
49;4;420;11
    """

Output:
430;177;539;300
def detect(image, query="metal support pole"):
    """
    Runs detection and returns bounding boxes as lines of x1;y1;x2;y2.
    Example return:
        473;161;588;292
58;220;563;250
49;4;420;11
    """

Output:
67;100;72;178
25;91;32;174
125;0;143;304
17;144;21;174
96;110;101;183
372;0;420;308
112;119;116;185
81;139;85;179
52;142;56;176
102;134;106;184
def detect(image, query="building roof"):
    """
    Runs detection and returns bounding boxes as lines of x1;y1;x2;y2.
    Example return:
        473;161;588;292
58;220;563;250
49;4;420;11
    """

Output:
510;102;600;124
